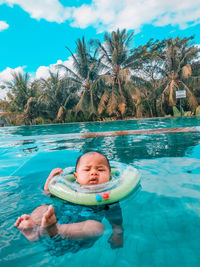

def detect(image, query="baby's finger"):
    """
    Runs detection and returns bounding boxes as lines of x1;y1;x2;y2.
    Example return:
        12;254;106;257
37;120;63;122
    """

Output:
49;168;63;178
15;215;26;226
14;217;21;226
54;168;63;174
21;214;30;220
54;168;62;172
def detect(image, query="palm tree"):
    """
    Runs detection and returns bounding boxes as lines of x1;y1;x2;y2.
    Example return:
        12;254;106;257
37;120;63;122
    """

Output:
23;96;38;124
57;37;104;120
157;36;199;113
96;29;143;118
130;39;166;117
37;71;78;122
188;62;200;108
4;72;37;112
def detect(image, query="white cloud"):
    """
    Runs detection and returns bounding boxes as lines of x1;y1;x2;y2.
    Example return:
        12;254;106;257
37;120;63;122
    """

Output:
1;0;200;31
0;58;74;100
0;66;24;81
0;88;8;99
35;57;74;80
35;66;51;80
1;0;200;32
0;0;72;23
70;0;200;32
0;59;73;99
0;66;25;99
0;21;9;31
70;5;97;29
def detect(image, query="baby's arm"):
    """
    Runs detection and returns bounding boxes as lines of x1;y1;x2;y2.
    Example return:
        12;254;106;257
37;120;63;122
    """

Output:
104;202;124;248
44;168;63;192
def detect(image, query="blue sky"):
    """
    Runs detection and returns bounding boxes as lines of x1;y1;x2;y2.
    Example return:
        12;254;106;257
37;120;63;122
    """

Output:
0;0;200;99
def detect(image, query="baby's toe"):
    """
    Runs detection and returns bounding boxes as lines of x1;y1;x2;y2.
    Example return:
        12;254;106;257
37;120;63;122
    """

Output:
21;214;31;220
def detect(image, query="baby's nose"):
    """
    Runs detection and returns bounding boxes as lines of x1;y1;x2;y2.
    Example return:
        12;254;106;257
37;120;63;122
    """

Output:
90;168;98;175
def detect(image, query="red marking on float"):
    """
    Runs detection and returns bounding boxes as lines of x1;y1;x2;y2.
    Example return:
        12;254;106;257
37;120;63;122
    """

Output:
103;193;109;199
98;191;110;200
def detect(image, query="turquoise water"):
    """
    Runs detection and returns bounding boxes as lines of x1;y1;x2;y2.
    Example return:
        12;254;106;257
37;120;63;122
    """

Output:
0;116;200;140
0;117;200;266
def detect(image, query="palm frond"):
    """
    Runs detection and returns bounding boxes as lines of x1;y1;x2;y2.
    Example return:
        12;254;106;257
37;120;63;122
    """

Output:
98;91;109;115
107;91;119;116
182;64;192;79
181;82;198;109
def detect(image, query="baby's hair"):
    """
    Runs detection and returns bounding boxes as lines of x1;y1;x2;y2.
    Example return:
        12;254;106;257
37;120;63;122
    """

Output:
75;151;111;171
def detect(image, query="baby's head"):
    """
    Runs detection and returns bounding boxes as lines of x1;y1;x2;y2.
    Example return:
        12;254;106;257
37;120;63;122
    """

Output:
74;151;111;186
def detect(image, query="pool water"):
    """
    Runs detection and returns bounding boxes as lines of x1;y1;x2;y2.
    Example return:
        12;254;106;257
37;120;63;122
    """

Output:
0;117;200;267
0;116;200;140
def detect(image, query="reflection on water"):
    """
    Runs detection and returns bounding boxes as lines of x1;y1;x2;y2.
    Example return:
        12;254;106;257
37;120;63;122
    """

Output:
0;116;200;139
77;132;200;163
1;132;200;162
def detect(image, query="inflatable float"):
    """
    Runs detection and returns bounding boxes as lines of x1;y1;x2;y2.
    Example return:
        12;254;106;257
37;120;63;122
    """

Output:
48;162;140;205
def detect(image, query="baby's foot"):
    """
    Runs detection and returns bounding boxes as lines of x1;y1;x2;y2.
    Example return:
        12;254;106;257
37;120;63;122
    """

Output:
15;214;35;230
40;205;58;236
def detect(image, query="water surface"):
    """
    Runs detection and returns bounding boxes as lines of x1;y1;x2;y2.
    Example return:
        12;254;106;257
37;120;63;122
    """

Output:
0;117;200;267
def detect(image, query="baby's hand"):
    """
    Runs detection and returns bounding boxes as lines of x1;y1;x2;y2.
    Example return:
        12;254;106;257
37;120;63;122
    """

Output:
44;168;63;192
15;214;35;230
48;168;63;179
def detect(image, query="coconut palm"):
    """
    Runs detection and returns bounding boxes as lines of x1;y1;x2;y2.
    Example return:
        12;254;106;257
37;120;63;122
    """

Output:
157;37;199;112
37;71;78;122
4;72;37;112
23;97;38;124
188;62;200;106
57;37;104;120
130;39;166;117
96;29;144;118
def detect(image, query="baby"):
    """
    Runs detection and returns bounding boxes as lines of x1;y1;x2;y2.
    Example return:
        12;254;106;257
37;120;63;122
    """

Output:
15;151;123;248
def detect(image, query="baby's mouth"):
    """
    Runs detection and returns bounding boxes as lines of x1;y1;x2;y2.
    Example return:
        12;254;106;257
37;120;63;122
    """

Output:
89;178;98;184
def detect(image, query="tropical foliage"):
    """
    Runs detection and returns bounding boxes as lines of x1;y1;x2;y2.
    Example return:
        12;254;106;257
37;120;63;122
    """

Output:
159;37;199;113
0;30;200;125
57;37;104;120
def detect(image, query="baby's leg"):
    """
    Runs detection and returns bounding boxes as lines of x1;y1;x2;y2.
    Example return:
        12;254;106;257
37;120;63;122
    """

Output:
58;220;105;240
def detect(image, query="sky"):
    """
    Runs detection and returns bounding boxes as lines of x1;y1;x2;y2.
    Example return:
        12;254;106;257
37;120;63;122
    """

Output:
0;0;200;99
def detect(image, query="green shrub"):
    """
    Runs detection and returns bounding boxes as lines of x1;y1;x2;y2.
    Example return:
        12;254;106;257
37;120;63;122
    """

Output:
35;117;44;125
173;106;181;117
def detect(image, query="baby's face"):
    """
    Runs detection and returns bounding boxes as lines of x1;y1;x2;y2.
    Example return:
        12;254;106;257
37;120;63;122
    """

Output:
74;153;111;186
